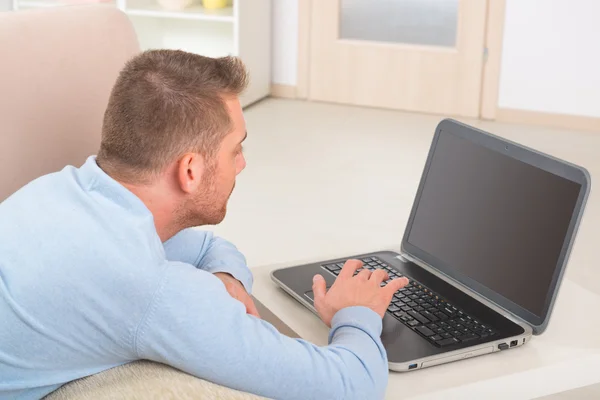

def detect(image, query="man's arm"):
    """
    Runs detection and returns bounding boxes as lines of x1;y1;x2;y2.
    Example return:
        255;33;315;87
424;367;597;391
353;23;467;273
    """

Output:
163;228;253;293
135;262;389;400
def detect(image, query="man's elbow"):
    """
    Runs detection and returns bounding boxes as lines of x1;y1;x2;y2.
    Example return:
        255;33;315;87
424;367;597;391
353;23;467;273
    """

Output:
349;367;388;400
328;354;389;400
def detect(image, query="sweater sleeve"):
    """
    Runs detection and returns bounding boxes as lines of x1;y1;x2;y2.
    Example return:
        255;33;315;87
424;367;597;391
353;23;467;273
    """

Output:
162;228;253;293
135;262;389;400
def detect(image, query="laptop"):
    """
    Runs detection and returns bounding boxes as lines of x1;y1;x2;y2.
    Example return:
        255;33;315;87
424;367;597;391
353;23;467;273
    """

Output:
271;119;590;372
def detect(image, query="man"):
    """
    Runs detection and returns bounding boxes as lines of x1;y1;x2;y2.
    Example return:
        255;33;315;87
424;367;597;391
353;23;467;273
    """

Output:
0;50;408;399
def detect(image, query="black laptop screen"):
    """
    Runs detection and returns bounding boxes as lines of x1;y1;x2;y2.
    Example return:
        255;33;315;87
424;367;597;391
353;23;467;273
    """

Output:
407;130;581;317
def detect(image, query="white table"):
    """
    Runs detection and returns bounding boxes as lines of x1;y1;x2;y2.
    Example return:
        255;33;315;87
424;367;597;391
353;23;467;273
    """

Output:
252;256;600;400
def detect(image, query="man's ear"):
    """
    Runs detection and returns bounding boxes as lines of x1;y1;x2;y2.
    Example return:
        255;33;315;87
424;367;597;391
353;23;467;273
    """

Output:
176;153;205;194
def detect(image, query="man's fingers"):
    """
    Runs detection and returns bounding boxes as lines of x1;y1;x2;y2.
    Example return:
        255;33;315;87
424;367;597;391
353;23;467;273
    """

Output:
356;268;372;281
383;277;410;297
369;269;389;285
245;297;261;318
338;259;364;280
312;274;327;303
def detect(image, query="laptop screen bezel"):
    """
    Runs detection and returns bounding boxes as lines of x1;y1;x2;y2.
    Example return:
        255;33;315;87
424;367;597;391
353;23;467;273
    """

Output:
401;119;590;334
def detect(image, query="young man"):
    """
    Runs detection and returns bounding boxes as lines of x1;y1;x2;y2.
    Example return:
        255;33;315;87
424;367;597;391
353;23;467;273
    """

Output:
0;50;408;400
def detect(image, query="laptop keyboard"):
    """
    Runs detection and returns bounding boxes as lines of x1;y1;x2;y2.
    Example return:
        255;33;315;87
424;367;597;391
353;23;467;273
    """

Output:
322;256;496;347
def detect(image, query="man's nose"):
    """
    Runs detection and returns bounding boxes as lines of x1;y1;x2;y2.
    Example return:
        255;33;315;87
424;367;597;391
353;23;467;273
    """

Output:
237;154;247;174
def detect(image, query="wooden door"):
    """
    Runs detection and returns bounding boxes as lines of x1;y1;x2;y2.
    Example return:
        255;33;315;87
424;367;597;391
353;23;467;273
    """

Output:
309;0;487;117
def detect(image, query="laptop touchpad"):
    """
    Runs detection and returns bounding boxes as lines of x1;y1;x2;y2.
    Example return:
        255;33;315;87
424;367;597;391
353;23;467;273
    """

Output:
304;290;315;302
304;287;331;303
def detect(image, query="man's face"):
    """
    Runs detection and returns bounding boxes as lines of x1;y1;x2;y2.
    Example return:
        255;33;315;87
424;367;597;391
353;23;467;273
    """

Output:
185;96;247;226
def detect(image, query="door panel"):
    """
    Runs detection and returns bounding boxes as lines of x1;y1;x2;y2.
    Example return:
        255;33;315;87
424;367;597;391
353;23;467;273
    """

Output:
309;0;487;117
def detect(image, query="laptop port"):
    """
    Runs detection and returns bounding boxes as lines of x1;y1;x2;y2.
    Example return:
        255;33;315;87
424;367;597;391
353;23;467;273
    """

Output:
510;340;518;347
498;343;509;350
408;364;418;370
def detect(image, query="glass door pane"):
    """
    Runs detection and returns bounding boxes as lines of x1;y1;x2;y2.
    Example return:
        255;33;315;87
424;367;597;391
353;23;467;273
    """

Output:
340;0;459;47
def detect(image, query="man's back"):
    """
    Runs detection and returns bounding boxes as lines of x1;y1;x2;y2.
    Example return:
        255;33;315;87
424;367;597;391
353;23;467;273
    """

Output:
0;158;163;398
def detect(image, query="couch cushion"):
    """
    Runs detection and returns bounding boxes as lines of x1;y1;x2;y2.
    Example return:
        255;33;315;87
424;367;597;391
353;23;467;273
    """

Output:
0;5;139;201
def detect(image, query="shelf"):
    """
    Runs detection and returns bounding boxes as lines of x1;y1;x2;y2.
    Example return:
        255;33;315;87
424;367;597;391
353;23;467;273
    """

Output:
17;0;69;8
126;0;234;22
17;0;114;8
130;15;235;58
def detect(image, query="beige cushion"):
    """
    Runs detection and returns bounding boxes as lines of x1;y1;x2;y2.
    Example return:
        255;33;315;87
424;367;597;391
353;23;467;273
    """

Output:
0;5;139;201
44;361;268;400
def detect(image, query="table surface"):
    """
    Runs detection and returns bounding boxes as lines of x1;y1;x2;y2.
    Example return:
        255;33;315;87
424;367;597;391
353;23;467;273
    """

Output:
251;255;600;400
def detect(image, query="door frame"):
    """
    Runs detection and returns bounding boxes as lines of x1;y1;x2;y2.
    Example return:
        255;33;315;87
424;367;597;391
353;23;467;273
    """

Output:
479;0;506;119
296;0;312;99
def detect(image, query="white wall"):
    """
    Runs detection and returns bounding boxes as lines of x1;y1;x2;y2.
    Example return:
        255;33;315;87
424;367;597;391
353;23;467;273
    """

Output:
498;0;600;118
271;0;298;86
0;0;12;11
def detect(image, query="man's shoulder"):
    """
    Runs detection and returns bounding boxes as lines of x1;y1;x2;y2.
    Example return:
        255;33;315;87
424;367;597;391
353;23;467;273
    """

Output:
0;164;79;210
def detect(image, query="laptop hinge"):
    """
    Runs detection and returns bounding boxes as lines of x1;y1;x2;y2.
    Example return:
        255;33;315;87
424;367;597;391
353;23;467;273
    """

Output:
395;253;410;263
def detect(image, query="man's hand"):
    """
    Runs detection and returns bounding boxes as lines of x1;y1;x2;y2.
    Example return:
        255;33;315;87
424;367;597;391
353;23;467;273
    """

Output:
312;259;409;327
214;272;261;318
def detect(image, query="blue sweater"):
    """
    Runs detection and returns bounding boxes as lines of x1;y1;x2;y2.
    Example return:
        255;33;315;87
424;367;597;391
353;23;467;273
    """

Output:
0;157;388;399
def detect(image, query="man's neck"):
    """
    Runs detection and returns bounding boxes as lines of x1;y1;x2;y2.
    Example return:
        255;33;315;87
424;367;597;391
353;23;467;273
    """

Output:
119;181;182;242
96;160;183;242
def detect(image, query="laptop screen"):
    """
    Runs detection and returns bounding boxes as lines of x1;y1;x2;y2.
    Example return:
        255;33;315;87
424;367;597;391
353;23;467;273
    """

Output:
407;129;582;318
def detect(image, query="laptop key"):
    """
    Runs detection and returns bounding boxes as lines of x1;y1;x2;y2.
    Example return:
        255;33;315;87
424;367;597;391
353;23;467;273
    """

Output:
408;311;430;324
414;326;435;337
431;335;443;341
457;333;479;342
414;306;425;312
421;310;438;322
401;306;412;312
388;305;401;313
408;302;418;307
436;337;460;347
442;307;456;316
408;320;420;327
435;312;449;321
441;332;452;339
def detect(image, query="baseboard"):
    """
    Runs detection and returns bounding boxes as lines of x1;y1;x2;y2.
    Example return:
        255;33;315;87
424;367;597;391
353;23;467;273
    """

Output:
496;108;600;133
270;84;297;99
